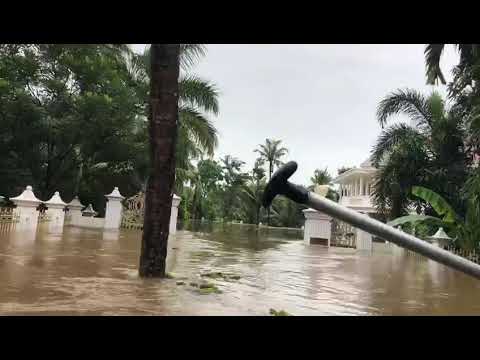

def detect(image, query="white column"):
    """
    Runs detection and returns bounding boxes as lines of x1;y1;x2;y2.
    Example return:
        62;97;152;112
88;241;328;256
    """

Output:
170;194;181;234
104;187;125;230
359;177;364;196
10;186;42;226
45;191;67;229
302;208;332;246
356;228;373;252
66;196;85;226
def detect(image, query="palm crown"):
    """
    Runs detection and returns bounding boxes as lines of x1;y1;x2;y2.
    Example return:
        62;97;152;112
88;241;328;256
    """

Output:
254;139;288;179
372;88;467;219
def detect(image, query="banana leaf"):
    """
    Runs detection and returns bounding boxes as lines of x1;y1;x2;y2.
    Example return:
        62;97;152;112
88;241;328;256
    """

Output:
412;186;459;223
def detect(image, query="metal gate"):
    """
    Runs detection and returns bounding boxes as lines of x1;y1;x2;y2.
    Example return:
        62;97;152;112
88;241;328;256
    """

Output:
331;219;357;248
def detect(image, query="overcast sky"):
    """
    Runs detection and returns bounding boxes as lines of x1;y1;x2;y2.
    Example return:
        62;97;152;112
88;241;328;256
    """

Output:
132;44;459;185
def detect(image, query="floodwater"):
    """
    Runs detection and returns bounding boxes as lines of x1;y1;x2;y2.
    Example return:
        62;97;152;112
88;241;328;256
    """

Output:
1;221;480;315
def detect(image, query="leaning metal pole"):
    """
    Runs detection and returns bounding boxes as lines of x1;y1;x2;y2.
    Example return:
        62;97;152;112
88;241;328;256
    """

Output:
262;161;480;281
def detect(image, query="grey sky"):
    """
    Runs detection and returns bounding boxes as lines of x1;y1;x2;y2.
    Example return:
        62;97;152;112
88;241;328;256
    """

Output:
132;44;459;185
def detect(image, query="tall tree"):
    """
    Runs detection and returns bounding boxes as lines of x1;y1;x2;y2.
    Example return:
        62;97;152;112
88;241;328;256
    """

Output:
139;44;180;278
219;155;249;221
0;44;142;208
372;88;468;219
424;44;480;165
310;168;332;186
308;168;338;201
254;138;288;225
241;158;266;225
254;138;288;180
424;44;479;86
124;45;219;193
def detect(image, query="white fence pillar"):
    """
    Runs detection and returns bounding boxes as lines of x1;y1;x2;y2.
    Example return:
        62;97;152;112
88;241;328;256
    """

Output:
302;208;332;246
45;191;67;229
10;186;42;226
66;196;84;226
356;228;373;251
104;187;124;230
170;194;181;235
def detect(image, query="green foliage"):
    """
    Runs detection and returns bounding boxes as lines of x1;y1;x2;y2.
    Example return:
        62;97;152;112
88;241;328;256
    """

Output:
270;196;306;228
122;46;220;194
372;88;469;220
310;168;332;186
177;141;304;229
254;138;288;179
389;186;480;251
387;214;444;228
411;186;458;223
269;308;291;316
0;44;143;213
0;44;221;215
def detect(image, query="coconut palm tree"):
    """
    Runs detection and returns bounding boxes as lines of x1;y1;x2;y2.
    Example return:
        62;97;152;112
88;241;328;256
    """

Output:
310;168;332;186
254;139;288;180
124;45;219;193
425;44;480;165
139;44;180;278
424;44;480;86
308;168;339;202
240;158;266;225
219;155;249;221
372;88;468;220
254;139;288;226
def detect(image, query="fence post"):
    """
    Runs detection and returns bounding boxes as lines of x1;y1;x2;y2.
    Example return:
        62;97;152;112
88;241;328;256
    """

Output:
10;186;42;227
45;191;67;229
170;194;181;235
356;228;373;252
302;208;332;246
66;196;84;226
104;187;124;230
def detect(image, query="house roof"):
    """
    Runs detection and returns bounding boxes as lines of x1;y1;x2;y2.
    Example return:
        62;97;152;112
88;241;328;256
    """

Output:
333;157;377;184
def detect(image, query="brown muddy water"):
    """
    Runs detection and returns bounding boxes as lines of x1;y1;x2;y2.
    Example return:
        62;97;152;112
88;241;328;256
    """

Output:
1;221;480;315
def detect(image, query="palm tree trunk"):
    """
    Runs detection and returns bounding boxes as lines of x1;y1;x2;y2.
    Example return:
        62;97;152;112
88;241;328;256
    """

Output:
139;44;180;278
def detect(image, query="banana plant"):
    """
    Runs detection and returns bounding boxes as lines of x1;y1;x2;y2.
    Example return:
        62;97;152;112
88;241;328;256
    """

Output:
388;186;480;250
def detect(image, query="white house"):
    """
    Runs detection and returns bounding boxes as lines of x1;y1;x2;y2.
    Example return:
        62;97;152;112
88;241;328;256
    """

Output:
333;157;377;214
303;157;378;250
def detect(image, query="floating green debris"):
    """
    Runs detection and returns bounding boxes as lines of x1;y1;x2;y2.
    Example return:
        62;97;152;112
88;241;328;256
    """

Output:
176;281;185;286
198;287;222;295
200;271;241;281
165;272;175;279
269;309;292;316
199;281;216;289
189;282;199;287
200;271;224;279
198;284;222;295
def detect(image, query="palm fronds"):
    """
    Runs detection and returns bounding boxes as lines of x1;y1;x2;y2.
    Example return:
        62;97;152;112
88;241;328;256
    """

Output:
376;88;431;128
425;44;446;85
179;106;218;155
371;123;426;166
179;75;219;115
